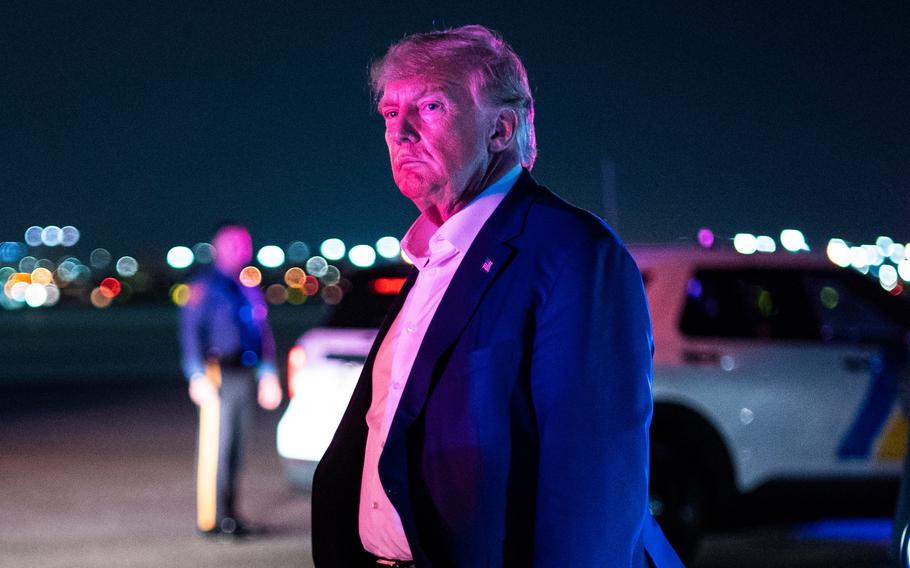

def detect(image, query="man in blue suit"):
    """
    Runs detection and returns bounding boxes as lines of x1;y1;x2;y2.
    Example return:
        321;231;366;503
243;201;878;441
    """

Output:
312;25;682;567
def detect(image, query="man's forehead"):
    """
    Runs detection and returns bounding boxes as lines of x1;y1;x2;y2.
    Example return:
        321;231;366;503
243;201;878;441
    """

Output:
379;75;467;104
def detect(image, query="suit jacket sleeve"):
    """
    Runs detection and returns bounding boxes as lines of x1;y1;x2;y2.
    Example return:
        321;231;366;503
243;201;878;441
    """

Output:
530;235;653;566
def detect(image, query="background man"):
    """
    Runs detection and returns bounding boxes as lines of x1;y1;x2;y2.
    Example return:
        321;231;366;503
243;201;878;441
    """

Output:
312;25;682;566
179;223;282;537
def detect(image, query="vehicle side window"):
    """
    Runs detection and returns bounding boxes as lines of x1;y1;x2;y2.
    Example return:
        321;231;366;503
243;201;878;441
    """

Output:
680;268;820;340
804;270;908;343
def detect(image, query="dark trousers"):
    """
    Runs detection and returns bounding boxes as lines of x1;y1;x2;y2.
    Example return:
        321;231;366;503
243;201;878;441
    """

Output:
195;367;256;531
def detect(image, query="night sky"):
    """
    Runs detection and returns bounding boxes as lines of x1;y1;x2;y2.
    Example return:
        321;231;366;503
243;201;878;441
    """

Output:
1;2;908;259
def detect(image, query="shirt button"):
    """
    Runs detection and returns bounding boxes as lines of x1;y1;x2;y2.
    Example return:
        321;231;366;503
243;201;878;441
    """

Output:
406;326;414;333
371;502;379;510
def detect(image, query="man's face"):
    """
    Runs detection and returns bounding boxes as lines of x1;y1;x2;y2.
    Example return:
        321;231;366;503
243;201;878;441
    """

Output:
379;76;491;206
212;226;252;276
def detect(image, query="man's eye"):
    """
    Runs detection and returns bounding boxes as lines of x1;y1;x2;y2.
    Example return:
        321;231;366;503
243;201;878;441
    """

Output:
423;102;442;112
383;110;398;119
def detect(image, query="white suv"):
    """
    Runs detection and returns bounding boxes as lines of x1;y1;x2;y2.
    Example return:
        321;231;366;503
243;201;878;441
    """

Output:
277;246;909;558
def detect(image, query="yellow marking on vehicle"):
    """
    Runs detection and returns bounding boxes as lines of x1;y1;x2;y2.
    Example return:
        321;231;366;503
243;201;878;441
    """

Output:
875;407;907;462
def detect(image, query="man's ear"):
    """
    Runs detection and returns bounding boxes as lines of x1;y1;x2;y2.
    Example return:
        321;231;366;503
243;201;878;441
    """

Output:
489;109;518;153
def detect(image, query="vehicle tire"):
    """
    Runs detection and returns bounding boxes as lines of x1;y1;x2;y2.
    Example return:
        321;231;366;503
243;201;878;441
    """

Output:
649;440;707;561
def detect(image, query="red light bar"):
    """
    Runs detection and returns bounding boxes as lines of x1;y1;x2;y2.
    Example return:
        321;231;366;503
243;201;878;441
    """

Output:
371;277;406;295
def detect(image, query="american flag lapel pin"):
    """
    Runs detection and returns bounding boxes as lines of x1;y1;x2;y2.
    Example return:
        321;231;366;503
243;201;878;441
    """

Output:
482;258;493;273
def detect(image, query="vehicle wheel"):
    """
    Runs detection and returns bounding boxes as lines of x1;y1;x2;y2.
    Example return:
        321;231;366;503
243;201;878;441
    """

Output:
649;440;707;561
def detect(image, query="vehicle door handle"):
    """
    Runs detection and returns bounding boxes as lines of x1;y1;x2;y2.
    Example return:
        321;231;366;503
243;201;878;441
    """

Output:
842;356;871;373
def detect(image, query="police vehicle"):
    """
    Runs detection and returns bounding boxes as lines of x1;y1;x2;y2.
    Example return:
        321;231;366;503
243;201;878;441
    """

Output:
277;245;910;558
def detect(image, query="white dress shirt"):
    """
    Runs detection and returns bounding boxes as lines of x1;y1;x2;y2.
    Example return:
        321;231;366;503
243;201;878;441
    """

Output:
359;164;522;559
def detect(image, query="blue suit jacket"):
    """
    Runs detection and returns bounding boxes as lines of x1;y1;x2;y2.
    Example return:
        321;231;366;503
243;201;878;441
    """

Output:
312;171;683;567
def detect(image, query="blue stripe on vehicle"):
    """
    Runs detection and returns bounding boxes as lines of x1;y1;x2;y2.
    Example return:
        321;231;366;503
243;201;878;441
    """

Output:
838;353;896;458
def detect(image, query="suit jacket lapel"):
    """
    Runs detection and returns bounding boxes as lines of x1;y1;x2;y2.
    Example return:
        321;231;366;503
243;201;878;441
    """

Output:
387;170;539;433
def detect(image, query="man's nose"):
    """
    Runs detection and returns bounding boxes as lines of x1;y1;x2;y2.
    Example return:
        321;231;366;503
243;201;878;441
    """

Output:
389;114;419;144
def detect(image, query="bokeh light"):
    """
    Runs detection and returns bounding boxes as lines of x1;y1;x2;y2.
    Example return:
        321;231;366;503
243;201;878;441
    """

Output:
90;287;113;308
286;287;306;305
876;236;895;256
850;246;869;270
321;284;343;305
167;246;194;269
116;256;139;277
24;226;43;247
349;244;377;268
43;285;60;306
24;283;48;307
266;284;288;305
820;286;839;309
899;259;910;282
321;265;341;285
1;241;27;262
287;241;310;263
733;233;757;255
302;275;319;296
284;267;306;288
193;242;215;264
305;256;328;278
780;229;808;252
239;266;262;288
90;248;112;269
30;267;53;286
826;239;851;268
170;283;191;306
19;256;37;273
401;249;413;265
755;236;776;253
61;226;80;247
100;277;122;298
41;225;62;246
320;238;346;261
257;245;285;268
376;236;401;259
880;265;899;291
56;260;78;283
697;228;714;249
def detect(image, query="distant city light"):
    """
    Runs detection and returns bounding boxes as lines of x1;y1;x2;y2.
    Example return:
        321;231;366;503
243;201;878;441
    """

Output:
320;238;346;261
239;266;262;288
30;267;53;286
284;267;306;288
167;246;194;269
0;242;26;263
697;228;714;248
321;265;341;285
876;236;895;256
305;256;328;278
100;277;122;298
116;256;139;277
890;244;906;264
61;226;80;247
880;265;899;291
41;226;62;247
900;260;910;283
733;233;758;255
170;283;191;306
863;245;884;267
257;245;286;268
780;230;809;252
18;256;37;273
321;284;344;305
266;284;287;305
90;287;112;308
755;236;776;253
349;244;376;268
193;242;215;264
43;285;60;307
850;246;869;270
24;226;43;247
826;239;851;267
287;241;310;263
24;283;48;307
376;236;401;258
90;248;112;269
